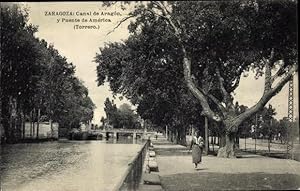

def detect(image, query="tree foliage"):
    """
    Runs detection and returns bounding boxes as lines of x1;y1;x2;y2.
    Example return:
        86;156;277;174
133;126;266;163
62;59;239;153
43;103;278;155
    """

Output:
103;98;141;129
96;1;297;156
118;103;141;129
0;3;95;143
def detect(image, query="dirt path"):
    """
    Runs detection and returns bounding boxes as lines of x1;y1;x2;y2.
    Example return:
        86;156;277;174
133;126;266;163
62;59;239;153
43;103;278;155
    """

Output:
152;135;300;190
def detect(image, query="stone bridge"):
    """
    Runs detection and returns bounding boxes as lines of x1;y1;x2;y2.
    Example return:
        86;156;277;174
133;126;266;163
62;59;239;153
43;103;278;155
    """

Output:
89;128;150;139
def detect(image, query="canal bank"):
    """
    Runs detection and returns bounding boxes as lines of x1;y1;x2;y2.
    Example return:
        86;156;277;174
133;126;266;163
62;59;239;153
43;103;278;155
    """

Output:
114;139;150;191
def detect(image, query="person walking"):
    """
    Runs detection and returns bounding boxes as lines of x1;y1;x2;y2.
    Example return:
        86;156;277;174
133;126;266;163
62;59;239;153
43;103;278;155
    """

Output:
189;130;204;169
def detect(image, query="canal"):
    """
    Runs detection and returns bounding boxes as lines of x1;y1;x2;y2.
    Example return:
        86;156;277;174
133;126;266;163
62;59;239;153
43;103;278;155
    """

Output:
0;138;144;191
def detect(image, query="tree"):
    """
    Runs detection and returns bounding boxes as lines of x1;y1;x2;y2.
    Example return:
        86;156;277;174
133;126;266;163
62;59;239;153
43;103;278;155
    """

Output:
98;1;297;157
278;116;299;143
96;39;204;145
102;100;142;129
103;98;117;127
0;3;95;142
117;103;138;129
1;3;42;142
256;105;276;139
100;116;105;128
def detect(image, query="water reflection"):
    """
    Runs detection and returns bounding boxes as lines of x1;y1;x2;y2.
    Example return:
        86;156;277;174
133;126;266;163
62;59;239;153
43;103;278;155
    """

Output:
0;137;143;191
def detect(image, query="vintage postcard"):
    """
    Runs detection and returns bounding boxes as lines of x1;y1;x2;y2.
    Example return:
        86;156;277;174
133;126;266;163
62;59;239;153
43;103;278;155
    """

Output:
0;1;299;191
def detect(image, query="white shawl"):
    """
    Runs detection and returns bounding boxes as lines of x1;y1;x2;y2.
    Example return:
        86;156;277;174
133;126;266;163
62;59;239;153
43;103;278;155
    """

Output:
193;136;203;145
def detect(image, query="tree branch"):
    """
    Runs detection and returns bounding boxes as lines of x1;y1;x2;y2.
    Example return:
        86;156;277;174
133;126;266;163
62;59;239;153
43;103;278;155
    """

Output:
264;59;272;93
233;63;298;128
185;72;221;121
215;68;226;96
151;1;181;38
228;76;240;93
159;1;172;15
207;93;226;115
192;74;225;116
271;64;297;95
270;63;286;84
145;8;168;20
159;5;221;121
106;14;135;36
216;67;233;109
201;67;212;93
263;48;275;93
207;80;214;93
126;1;220;122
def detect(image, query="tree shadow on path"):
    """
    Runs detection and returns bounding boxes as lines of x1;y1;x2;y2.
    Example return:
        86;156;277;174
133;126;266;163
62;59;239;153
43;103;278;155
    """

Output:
155;146;190;156
160;172;300;190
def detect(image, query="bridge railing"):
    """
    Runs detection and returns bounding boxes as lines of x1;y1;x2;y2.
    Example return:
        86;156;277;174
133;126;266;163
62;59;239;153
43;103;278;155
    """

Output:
106;128;144;132
92;128;145;133
114;140;150;191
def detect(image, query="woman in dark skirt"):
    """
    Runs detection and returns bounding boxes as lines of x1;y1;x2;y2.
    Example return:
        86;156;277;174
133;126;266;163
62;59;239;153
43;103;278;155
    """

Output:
189;131;204;169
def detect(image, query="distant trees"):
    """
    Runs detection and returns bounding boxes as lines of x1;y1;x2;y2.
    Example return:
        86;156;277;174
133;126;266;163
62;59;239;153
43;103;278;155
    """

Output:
118;103;141;129
103;97;118;126
0;3;95;143
255;105;277;140
277;117;299;143
102;98;141;129
235;103;298;144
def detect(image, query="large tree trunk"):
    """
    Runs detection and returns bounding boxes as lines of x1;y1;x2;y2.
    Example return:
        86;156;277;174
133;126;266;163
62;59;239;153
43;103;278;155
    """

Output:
217;132;236;158
217;120;237;158
219;133;226;148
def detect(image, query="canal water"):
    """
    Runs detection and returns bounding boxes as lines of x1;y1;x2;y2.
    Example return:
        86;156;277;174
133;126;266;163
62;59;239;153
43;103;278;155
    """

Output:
0;138;143;191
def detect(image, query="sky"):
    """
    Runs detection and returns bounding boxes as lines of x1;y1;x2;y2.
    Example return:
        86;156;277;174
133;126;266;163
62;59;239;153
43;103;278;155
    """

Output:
23;2;298;124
